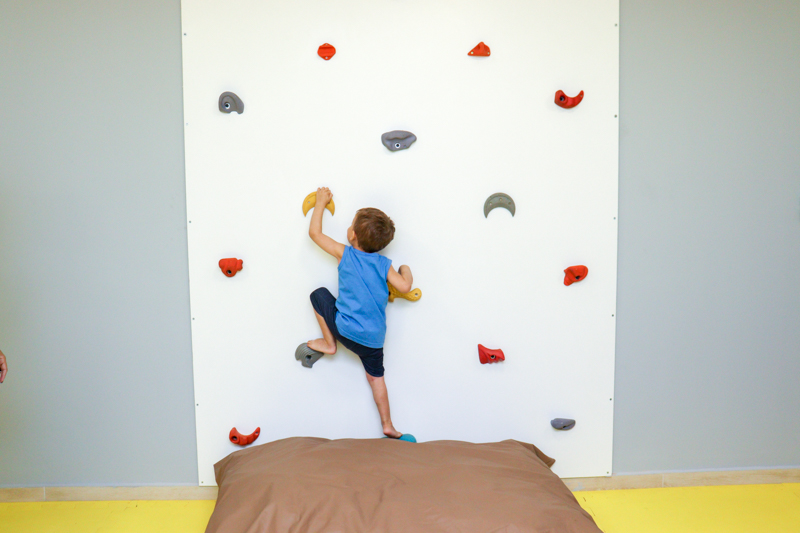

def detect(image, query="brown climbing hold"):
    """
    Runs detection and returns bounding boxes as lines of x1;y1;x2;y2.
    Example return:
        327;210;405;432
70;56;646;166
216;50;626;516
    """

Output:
468;42;490;57
564;265;588;286
219;258;243;278
318;43;336;60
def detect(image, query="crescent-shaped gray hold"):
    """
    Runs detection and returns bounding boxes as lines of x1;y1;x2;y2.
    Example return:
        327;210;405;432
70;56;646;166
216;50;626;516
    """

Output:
219;92;244;114
551;418;576;430
381;131;416;151
484;193;516;217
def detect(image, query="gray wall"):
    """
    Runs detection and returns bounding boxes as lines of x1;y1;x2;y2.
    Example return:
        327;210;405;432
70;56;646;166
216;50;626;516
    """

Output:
0;0;797;486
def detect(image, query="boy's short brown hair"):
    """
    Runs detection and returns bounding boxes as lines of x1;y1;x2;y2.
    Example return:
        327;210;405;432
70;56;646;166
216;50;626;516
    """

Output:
354;208;395;253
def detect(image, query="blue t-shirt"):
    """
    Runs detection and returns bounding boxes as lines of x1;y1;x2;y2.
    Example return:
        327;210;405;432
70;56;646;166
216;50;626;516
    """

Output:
335;246;392;348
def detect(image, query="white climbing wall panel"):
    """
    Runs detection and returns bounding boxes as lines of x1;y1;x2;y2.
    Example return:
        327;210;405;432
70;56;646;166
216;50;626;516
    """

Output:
182;0;619;485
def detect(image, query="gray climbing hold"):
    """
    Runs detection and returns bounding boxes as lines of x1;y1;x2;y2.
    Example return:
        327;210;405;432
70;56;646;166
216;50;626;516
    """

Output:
381;131;416;151
484;193;516;217
219;92;244;114
295;343;325;368
551;418;576;430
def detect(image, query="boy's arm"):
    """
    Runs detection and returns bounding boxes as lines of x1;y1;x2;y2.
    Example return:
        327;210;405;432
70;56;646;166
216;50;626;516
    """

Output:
308;187;345;261
387;265;413;293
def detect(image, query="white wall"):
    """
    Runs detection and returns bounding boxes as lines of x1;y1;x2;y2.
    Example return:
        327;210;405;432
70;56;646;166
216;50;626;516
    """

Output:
182;0;619;484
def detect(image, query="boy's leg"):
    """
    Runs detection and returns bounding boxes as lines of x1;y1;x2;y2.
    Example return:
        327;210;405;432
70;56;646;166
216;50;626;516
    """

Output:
308;310;337;354
366;373;402;438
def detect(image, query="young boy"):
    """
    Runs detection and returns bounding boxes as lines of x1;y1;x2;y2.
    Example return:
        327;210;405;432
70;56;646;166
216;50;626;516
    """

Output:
296;187;413;439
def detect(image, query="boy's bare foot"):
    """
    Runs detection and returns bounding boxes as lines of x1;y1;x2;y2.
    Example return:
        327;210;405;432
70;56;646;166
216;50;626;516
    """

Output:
307;338;336;354
383;424;403;439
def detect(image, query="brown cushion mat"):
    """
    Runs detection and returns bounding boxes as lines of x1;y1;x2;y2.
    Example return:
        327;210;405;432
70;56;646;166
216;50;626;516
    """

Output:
206;437;602;533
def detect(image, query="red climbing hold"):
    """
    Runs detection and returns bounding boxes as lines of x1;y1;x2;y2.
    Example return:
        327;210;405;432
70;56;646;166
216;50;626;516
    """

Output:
318;43;336;60
564;265;589;286
468;42;490;57
229;427;260;446
555;90;584;109
478;344;505;364
219;258;243;278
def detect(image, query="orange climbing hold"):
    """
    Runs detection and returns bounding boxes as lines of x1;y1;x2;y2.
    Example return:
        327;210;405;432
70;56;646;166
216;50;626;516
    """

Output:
318;43;336;60
564;265;588;286
478;344;505;364
468;42;490;57
219;258;243;278
555;90;584;109
229;427;260;446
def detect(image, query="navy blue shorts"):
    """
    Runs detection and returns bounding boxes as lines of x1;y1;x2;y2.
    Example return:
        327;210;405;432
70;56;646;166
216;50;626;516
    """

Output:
310;287;385;378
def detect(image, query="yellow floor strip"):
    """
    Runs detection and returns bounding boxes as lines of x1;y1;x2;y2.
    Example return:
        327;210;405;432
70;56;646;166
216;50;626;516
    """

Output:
0;501;215;533
576;483;800;533
0;484;798;532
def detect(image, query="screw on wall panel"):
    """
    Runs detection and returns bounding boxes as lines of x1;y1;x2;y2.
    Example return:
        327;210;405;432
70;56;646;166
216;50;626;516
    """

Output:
614;217;616;219
612;314;615;317
615;115;618;118
184;32;187;35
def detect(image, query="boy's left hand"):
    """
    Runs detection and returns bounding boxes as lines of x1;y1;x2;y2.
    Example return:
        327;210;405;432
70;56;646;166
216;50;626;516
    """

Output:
316;187;333;208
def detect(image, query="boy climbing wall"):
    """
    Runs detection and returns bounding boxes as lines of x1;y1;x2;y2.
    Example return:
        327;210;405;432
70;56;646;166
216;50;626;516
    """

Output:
296;187;413;439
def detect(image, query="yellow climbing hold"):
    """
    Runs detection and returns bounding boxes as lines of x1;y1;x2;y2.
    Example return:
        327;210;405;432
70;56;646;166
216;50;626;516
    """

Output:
302;192;336;217
388;283;422;302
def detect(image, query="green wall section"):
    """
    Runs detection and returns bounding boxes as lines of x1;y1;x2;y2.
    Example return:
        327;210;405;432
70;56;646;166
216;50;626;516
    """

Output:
0;0;798;485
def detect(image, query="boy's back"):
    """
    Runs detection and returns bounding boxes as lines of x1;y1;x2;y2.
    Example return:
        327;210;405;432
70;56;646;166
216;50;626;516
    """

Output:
335;246;392;349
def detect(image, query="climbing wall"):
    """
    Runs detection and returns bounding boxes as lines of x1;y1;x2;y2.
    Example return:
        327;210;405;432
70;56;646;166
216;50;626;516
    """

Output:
181;0;619;485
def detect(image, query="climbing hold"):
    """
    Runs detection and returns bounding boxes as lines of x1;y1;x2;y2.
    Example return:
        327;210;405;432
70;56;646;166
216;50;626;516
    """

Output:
554;90;584;109
468;42;491;57
484;193;516;217
318;43;336;60
219;92;244;114
302;192;336;217
551;419;576;431
382;434;417;443
219;258;243;277
478;344;505;364
381;131;417;152
388;282;422;303
295;343;325;368
564;265;588;286
229;427;260;446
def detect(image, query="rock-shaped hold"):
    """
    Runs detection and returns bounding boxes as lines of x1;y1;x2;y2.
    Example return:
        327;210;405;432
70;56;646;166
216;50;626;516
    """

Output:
219;92;244;114
564;265;588;286
551;418;576;431
555;90;584;109
229;427;260;446
484;193;516;217
318;43;336;60
381;131;417;151
478;344;505;364
388;282;422;303
302;191;336;216
469;42;491;57
219;258;243;277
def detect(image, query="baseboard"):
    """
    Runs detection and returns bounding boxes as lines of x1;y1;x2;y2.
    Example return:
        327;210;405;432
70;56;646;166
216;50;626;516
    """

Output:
3;468;799;502
563;468;800;491
0;486;219;503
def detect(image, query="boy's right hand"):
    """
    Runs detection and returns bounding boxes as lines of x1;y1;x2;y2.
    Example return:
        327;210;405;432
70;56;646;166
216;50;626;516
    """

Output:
316;187;333;208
